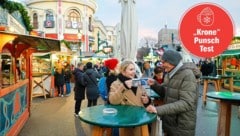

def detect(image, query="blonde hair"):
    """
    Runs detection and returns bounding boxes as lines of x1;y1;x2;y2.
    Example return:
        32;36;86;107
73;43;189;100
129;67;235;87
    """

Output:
119;60;135;73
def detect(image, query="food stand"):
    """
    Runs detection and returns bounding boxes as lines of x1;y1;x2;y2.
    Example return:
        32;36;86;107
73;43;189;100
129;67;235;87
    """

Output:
219;37;240;91
0;32;60;135
31;53;52;99
30;42;75;98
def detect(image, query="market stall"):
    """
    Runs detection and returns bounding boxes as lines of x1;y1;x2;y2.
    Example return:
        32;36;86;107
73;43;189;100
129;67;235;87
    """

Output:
51;47;74;96
31;53;53;98
219;37;240;91
0;32;60;136
29;43;75;97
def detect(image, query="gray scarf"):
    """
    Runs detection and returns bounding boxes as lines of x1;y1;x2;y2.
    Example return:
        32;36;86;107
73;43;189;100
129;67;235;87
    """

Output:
168;61;183;79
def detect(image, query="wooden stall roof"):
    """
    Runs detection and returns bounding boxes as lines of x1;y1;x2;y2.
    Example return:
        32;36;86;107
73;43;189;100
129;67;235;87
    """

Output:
0;31;61;52
221;49;240;56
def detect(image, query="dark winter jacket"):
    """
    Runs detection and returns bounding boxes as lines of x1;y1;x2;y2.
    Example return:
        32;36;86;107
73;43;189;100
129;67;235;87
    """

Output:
106;74;118;93
151;62;200;136
64;69;72;83
73;68;85;100
83;68;102;100
200;61;213;76
54;69;65;86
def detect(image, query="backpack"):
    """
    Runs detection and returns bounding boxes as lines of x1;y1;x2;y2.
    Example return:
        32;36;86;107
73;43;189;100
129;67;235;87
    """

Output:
98;77;108;101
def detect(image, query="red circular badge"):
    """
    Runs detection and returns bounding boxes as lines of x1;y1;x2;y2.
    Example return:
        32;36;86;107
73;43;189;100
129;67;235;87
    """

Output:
179;3;234;58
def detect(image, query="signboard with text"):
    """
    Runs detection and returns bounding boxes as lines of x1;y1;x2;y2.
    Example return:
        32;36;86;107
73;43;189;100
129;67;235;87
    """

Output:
179;3;234;58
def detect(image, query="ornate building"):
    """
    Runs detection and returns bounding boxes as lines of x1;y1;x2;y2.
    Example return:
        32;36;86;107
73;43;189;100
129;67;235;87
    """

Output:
26;0;97;55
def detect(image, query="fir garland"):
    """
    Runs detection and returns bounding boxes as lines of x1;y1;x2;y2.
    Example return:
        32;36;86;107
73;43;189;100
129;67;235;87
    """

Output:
0;0;33;31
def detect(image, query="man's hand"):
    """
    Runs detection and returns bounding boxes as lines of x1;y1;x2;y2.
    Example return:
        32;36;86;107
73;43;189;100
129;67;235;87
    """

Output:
146;105;157;114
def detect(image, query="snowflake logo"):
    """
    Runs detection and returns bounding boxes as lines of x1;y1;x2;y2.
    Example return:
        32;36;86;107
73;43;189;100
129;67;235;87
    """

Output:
203;16;211;24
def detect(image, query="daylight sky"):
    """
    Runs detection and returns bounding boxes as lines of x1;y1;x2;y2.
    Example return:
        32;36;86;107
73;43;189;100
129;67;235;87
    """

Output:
95;0;240;40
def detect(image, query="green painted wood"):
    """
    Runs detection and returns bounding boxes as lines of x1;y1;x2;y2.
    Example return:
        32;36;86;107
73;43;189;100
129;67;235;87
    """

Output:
207;91;240;101
201;76;221;80
79;105;157;128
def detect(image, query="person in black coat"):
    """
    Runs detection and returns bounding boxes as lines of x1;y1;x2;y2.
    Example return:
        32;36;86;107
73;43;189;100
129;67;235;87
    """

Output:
64;66;72;96
83;62;102;107
54;68;65;97
104;58;119;136
104;58;119;103
200;59;213;76
73;63;86;116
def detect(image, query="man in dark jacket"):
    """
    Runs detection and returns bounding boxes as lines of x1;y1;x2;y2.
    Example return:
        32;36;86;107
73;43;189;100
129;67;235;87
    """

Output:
200;58;213;76
146;50;200;136
73;62;85;116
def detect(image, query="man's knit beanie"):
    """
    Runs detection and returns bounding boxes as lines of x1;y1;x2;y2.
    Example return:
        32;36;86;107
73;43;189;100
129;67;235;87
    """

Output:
162;50;182;66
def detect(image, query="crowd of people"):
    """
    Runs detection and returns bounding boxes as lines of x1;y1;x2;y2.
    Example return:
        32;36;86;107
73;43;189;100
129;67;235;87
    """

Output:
53;49;207;136
199;58;217;77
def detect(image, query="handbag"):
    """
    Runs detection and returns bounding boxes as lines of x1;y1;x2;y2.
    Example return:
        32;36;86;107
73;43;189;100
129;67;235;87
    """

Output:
86;73;98;86
151;116;163;136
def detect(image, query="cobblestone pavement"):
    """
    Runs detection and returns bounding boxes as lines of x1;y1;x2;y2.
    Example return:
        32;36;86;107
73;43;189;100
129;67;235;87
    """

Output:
19;84;240;136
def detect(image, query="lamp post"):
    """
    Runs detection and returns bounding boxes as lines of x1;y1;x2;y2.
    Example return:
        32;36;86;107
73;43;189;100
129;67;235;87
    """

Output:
77;30;82;61
97;31;100;51
97;31;108;52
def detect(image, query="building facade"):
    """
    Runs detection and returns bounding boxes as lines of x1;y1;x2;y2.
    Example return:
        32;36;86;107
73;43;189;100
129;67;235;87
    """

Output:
93;19;107;52
158;24;179;50
26;0;97;55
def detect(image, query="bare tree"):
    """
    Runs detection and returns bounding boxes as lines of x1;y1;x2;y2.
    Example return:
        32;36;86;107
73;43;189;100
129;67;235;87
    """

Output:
141;36;157;48
137;36;157;61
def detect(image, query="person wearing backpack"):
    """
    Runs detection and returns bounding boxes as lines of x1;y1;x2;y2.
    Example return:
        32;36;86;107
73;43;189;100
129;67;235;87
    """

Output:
102;58;120;136
98;75;108;103
73;62;86;116
98;58;119;104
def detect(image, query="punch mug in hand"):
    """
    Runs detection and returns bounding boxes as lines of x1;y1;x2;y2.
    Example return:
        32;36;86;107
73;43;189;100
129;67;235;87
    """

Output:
141;91;150;105
147;78;155;86
132;79;140;87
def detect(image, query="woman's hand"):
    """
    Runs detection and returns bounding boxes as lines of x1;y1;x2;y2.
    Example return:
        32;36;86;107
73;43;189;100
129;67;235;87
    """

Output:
147;78;155;86
141;92;149;104
146;105;157;114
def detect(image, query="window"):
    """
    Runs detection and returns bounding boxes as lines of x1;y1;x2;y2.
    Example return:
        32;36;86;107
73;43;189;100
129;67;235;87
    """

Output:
66;9;81;29
1;52;13;88
88;16;92;31
44;10;54;28
33;13;38;29
46;10;54;21
67;9;81;22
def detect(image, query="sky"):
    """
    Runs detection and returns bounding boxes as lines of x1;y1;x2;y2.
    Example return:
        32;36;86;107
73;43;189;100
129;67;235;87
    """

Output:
95;0;240;40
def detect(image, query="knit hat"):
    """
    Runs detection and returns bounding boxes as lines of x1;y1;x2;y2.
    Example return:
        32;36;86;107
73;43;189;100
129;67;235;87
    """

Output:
162;50;182;66
86;62;93;69
104;58;119;70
